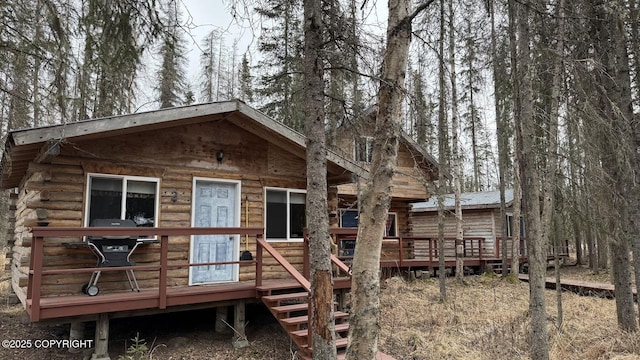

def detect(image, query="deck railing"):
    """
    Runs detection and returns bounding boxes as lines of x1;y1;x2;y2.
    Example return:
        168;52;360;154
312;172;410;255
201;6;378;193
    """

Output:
328;228;533;267
28;227;264;321
28;226;354;322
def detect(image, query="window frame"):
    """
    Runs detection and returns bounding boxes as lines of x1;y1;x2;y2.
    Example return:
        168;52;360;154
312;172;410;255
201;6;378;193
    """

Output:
84;173;160;228
339;209;398;237
264;187;307;242
505;212;525;238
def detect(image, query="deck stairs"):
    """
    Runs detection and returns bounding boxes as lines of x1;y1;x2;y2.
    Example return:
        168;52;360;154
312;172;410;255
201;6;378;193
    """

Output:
258;283;351;359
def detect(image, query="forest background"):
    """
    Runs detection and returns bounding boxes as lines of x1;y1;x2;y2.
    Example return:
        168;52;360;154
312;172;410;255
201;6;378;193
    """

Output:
2;0;640;359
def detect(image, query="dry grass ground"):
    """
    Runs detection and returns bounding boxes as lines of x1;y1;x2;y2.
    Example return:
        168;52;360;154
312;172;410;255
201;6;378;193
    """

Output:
1;255;639;360
378;272;640;360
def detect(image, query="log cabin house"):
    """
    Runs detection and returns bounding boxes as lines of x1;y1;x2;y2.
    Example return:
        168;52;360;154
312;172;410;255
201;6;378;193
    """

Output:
0;100;438;359
409;189;525;272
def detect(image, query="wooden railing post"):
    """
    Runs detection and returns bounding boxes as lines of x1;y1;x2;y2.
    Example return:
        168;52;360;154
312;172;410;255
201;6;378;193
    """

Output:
307;301;313;352
256;235;263;287
159;235;168;310
398;236;404;267
29;233;45;322
303;235;310;279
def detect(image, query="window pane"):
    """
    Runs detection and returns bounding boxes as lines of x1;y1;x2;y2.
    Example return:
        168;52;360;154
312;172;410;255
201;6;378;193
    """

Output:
289;193;306;238
266;190;287;238
126;180;156;227
506;215;513;237
385;213;397;236
290;192;305;205
340;210;358;228
89;177;123;224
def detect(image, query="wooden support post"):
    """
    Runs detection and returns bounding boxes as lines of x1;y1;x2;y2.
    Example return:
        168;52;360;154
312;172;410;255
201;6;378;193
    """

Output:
69;321;85;354
233;300;249;349
336;289;347;312
91;313;110;360
215;306;228;333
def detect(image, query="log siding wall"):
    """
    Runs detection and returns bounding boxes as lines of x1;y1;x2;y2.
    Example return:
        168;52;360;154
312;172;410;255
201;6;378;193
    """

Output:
10;120;311;302
409;208;510;256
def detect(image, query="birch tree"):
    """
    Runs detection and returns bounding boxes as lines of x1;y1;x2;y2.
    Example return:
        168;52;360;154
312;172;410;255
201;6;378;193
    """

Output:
346;1;434;358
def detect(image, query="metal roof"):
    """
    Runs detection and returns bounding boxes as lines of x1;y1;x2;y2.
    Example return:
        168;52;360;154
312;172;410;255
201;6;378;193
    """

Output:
411;189;514;212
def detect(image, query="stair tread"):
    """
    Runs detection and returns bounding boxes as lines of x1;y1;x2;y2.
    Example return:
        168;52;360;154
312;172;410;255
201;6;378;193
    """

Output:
262;292;309;302
301;337;349;351
272;303;309;313
280;311;349;326
291;323;349;337
256;280;306;292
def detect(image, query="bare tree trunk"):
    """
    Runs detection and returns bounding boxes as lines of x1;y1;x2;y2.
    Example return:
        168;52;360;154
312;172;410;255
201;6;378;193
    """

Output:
448;0;463;281
303;1;337;358
507;0;520;277
489;0;510;277
543;0;565;332
346;1;433;358
511;149;522;276
554;216;563;331
437;191;447;298
622;0;640;330
511;0;549;358
437;0;448;298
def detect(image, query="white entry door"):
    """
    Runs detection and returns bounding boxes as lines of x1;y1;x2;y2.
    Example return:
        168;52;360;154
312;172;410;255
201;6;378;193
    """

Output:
189;179;240;285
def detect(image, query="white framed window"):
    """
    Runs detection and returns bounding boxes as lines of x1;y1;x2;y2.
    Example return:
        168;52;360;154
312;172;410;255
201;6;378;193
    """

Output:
505;213;525;237
355;136;374;162
85;174;160;229
265;187;306;241
339;209;397;237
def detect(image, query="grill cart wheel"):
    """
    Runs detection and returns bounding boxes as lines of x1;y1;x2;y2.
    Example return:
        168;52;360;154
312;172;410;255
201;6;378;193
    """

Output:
81;284;88;294
86;285;99;296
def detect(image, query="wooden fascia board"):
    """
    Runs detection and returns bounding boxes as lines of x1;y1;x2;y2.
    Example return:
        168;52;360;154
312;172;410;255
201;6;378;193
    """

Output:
236;102;307;148
10;101;240;146
412;203;512;213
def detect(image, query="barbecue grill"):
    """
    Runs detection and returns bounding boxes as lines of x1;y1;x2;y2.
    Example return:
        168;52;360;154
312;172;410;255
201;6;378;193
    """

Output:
82;218;145;296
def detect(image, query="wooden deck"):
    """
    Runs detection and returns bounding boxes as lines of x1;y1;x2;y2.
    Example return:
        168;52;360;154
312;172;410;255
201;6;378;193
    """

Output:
24;226;565;324
28;278;352;322
26;227;354;322
329;228;537;273
518;274;637;300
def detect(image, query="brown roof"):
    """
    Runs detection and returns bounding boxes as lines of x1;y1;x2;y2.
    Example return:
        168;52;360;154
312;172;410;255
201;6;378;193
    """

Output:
1;100;367;189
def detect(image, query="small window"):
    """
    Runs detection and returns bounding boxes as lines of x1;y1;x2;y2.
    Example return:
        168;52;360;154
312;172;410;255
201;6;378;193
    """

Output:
86;174;159;228
385;213;397;237
339;209;397;236
265;188;306;241
506;213;525;237
355;136;373;162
